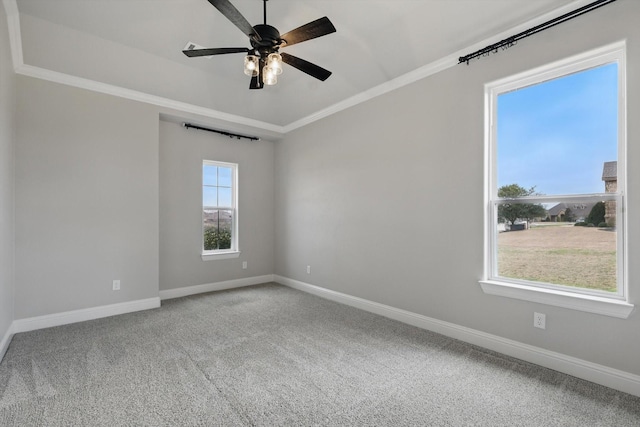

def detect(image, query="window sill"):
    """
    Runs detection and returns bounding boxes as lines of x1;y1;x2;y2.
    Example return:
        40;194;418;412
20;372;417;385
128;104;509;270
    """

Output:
479;280;634;319
201;251;241;261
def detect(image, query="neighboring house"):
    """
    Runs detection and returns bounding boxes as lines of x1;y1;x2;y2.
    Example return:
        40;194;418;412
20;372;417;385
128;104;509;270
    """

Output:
602;161;617;226
547;202;595;222
547;161;617;225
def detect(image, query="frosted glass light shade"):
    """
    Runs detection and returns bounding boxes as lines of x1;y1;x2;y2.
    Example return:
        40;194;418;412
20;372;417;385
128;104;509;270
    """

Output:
267;53;283;75
263;66;277;85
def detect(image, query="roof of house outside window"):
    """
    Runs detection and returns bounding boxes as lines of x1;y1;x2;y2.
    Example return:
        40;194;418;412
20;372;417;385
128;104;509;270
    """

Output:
547;202;596;218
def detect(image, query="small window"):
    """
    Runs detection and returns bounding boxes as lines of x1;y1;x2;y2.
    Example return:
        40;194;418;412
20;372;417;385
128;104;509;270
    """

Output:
482;43;632;317
202;160;239;260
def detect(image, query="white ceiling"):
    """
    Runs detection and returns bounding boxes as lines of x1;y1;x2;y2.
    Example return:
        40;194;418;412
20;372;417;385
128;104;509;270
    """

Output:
13;0;581;132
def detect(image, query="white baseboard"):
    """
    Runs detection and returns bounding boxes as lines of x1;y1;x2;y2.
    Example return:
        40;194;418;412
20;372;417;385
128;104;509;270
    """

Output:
159;275;275;300
8;274;275;338
0;323;13;363
12;297;161;334
274;275;640;398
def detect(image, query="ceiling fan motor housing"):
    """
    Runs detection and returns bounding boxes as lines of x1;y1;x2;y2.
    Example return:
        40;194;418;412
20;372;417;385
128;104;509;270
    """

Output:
251;24;281;55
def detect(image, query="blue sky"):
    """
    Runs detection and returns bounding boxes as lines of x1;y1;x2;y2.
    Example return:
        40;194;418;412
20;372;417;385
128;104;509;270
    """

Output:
497;63;618;196
203;165;233;207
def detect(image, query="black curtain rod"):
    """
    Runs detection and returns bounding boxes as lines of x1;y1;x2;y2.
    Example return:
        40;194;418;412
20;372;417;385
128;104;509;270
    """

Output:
182;123;260;141
458;0;617;65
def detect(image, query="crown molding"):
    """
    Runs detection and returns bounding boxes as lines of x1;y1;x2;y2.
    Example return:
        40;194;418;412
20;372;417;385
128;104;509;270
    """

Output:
3;0;22;68
15;63;286;136
281;0;597;133
5;0;596;135
282;55;455;133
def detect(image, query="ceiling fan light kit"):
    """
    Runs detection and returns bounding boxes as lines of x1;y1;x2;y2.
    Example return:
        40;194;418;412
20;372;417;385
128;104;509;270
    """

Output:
243;55;259;76
267;53;283;75
183;0;336;89
263;66;278;86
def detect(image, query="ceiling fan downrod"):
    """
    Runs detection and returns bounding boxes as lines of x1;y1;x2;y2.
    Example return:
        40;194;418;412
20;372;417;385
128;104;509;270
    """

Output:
263;0;268;25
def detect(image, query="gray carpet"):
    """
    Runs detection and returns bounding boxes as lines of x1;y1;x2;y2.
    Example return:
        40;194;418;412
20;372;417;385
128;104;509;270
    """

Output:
1;283;639;426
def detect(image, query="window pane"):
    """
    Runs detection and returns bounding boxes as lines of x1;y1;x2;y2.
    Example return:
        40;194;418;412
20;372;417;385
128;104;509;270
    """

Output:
496;203;617;293
204;228;218;251
218;167;232;187
217;209;233;250
203;187;217;207
497;63;618;196
203;208;218;250
203;165;218;186
202;161;237;253
218;187;232;207
203;210;233;251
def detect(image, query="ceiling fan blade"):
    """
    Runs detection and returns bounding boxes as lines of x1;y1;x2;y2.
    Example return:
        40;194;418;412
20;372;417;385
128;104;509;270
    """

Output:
207;0;261;41
183;47;249;57
250;57;265;89
280;17;336;47
280;52;332;81
249;75;263;90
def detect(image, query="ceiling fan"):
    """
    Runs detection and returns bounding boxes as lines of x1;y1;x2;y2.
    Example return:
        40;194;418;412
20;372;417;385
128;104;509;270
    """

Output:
183;0;337;89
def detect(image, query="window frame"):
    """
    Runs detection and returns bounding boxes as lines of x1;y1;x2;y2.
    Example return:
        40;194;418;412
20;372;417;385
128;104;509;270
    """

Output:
480;41;633;318
201;159;240;261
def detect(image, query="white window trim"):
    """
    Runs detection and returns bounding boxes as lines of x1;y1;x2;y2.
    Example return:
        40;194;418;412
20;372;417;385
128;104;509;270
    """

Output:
201;160;240;261
481;41;633;319
202;251;240;261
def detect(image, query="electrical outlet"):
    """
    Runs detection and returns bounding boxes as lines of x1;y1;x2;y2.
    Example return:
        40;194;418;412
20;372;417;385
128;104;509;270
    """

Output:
112;280;121;291
242;261;247;270
306;265;311;274
534;312;546;329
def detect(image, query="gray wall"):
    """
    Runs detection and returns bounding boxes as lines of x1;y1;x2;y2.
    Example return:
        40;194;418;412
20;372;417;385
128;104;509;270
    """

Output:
159;120;275;290
274;0;640;376
15;77;159;319
0;2;16;339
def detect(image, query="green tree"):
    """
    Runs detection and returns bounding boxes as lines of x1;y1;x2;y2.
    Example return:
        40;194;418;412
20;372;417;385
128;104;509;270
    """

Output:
564;207;576;222
497;184;547;227
204;227;232;250
586;201;606;226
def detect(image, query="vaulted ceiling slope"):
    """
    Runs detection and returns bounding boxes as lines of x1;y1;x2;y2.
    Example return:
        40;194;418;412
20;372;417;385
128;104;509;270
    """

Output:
10;0;583;134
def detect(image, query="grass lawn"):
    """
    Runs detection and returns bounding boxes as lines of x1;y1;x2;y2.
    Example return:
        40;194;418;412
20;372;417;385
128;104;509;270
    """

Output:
497;224;617;292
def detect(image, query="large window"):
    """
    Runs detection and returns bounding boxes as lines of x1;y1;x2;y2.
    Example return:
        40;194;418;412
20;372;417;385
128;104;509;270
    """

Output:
202;160;239;260
482;42;633;318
